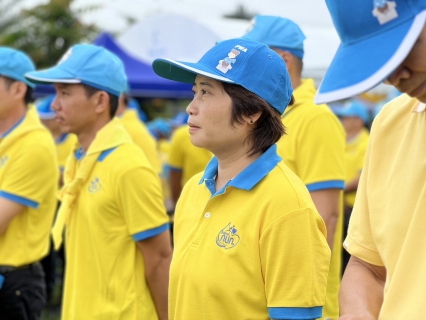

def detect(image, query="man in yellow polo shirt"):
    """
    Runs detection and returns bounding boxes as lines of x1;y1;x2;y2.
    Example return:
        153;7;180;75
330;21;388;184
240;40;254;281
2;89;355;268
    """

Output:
332;100;370;271
243;15;346;320
25;44;172;320
168;124;212;205
315;1;426;318
0;48;58;319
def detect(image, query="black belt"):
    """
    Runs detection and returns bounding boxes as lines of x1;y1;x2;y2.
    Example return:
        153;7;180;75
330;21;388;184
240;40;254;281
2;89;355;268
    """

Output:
0;262;41;274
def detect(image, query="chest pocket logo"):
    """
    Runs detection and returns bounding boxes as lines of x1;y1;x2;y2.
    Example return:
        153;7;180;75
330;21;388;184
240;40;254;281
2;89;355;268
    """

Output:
216;222;240;249
88;176;101;194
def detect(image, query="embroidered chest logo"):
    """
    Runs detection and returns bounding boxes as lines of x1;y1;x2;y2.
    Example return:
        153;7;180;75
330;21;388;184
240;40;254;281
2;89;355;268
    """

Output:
0;155;9;169
216;222;240;249
88;176;101;194
216;45;247;74
372;0;398;25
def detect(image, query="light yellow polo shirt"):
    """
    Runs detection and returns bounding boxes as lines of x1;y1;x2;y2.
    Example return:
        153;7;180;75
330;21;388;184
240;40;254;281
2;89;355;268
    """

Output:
277;79;346;319
61;132;169;320
0;106;58;266
119;108;161;174
170;145;330;320
55;133;77;172
344;94;426;319
344;128;369;207
168;125;213;186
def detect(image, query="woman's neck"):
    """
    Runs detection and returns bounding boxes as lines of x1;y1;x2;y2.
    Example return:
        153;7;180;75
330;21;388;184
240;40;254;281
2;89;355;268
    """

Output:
215;147;261;192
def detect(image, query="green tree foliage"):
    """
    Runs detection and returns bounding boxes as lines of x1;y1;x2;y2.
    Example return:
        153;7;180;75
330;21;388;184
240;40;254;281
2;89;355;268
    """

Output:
0;0;99;68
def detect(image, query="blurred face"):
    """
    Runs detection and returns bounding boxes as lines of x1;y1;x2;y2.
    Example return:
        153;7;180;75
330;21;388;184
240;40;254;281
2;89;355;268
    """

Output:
387;25;426;102
186;75;250;154
0;77;25;120
52;83;97;135
340;116;364;134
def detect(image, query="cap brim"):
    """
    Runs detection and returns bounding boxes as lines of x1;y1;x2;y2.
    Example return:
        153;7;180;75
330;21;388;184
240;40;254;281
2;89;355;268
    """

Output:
152;59;235;84
25;66;81;85
315;10;426;104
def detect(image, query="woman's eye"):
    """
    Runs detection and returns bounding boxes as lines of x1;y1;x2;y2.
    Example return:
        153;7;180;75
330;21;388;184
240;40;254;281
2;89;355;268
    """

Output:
201;89;207;95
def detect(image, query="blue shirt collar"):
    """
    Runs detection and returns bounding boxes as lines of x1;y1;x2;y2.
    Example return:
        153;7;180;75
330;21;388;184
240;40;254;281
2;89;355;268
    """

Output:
1;116;25;138
55;133;68;144
199;144;282;196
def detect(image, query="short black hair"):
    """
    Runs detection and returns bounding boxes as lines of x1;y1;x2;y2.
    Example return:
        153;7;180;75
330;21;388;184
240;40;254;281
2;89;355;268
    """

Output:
82;84;119;118
1;76;34;104
222;82;287;156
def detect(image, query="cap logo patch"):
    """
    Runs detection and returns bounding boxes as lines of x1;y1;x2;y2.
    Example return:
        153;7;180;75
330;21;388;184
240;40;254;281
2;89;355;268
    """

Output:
58;48;72;65
216;46;246;74
372;0;398;25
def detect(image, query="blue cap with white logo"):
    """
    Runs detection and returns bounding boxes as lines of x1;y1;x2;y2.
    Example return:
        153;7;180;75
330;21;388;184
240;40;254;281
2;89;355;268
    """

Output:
315;0;426;104
152;38;293;114
242;15;306;59
332;100;370;124
35;94;56;120
25;44;127;96
0;47;36;88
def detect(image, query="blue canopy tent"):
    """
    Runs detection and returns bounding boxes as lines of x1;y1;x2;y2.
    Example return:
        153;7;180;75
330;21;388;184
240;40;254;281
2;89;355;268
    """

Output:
33;32;192;99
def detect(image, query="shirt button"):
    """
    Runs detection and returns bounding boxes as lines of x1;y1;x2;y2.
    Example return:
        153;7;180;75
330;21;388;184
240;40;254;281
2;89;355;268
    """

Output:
205;212;211;218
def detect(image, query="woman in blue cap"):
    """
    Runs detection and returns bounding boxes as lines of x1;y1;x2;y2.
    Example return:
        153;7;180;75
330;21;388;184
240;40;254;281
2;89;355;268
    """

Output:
153;38;330;320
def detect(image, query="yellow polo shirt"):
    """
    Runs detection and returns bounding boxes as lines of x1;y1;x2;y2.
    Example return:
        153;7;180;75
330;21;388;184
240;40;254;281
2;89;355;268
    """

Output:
170;145;330;320
56;133;77;172
168;125;213;186
119;108;161;174
344;128;369;207
0;106;58;266
61;124;169;320
344;95;426;319
277;79;346;319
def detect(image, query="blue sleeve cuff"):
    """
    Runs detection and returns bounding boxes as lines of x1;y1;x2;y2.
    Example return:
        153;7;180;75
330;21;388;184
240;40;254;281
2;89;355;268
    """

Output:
0;191;39;209
306;180;345;192
132;223;170;241
167;165;182;172
268;306;322;320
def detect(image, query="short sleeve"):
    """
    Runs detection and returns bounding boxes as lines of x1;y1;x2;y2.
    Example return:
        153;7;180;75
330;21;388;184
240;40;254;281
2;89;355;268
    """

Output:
299;112;346;191
0;145;57;208
344;128;384;266
260;208;330;319
168;127;185;171
116;164;169;241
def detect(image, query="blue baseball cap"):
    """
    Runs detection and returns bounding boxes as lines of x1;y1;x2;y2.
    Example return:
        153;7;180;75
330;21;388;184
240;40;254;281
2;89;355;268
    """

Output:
35;94;56;120
242;15;306;59
332;100;370;123
25;44;127;96
0;47;36;89
315;0;426;104
152;38;293;114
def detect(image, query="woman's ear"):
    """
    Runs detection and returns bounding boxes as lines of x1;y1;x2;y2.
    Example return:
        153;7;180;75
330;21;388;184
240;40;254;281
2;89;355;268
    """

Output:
243;112;262;125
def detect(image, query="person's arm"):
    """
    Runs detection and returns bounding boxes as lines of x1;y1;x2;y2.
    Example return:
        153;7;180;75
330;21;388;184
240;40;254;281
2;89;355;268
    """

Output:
310;189;341;249
339;256;386;319
136;230;172;320
345;173;361;193
169;169;183;206
0;197;26;235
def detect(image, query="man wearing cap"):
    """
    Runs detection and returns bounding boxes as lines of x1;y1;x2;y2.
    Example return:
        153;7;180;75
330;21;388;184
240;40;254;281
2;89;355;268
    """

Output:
25;44;172;320
315;1;426;318
0;47;58;319
332;101;370;272
243;15;346;319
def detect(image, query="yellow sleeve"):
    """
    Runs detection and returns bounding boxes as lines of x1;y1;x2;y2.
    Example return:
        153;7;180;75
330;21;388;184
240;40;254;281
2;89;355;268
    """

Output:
344;127;383;266
116;164;169;241
0;145;57;208
260;208;330;319
299;112;346;191
168;127;186;171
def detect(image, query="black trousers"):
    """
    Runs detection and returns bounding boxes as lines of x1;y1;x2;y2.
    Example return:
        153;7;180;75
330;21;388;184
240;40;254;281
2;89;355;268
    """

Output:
0;262;46;320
